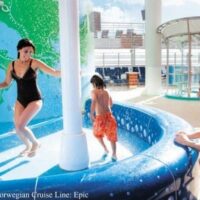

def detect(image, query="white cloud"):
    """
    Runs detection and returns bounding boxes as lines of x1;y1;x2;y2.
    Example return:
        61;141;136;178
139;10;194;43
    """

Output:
162;0;185;7
80;0;94;15
188;0;200;5
94;6;134;22
162;0;200;7
114;0;199;6
114;0;144;6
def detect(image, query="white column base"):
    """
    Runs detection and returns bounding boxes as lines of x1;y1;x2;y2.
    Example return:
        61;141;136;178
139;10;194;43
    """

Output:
59;132;89;171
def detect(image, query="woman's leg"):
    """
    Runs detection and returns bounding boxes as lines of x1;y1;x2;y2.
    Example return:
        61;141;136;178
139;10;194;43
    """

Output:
186;131;200;139
176;130;200;139
14;101;32;154
15;100;42;156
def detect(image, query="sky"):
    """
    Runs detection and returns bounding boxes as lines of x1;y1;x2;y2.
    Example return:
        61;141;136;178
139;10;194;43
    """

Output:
91;0;200;24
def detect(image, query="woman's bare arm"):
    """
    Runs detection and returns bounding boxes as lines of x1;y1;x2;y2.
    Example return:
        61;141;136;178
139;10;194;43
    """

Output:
33;59;61;77
0;64;13;89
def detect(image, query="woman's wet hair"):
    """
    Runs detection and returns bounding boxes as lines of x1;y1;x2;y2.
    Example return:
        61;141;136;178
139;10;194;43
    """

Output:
90;74;106;89
17;38;35;58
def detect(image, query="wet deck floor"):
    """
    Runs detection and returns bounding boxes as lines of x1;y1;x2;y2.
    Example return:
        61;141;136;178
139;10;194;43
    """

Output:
0;128;134;181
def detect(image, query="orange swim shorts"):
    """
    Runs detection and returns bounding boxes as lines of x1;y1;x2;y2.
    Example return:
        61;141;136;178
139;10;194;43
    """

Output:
93;112;117;142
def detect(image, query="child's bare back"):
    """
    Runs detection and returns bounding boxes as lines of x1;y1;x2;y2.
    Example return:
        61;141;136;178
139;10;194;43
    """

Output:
91;88;112;115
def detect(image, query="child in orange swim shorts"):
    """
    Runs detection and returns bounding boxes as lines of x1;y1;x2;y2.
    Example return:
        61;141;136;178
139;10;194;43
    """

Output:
90;74;117;161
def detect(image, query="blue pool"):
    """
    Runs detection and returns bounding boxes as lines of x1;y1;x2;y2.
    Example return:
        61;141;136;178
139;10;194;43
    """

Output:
0;99;198;200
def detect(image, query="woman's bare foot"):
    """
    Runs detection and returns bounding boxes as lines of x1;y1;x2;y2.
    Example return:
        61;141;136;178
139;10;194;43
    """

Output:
28;143;41;157
19;146;32;157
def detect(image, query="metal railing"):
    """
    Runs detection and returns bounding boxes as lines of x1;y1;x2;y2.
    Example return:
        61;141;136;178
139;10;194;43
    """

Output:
95;49;200;67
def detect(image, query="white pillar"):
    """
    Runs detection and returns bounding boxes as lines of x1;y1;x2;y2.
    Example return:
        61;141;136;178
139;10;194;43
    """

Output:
59;0;89;171
145;0;162;95
187;19;192;97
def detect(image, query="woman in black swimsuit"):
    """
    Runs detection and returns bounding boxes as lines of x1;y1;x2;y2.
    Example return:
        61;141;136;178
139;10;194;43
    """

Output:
0;38;61;157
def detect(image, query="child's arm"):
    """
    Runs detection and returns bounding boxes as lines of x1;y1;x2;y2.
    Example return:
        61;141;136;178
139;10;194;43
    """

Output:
109;92;113;107
109;96;113;107
90;90;96;121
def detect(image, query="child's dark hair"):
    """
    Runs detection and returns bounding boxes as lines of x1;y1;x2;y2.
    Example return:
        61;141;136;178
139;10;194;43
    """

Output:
17;38;36;58
90;74;106;89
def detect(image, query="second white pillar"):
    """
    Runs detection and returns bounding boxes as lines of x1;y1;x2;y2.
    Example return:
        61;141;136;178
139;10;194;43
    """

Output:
145;0;162;95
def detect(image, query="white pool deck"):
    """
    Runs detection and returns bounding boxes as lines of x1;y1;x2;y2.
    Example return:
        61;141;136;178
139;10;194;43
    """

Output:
0;128;133;181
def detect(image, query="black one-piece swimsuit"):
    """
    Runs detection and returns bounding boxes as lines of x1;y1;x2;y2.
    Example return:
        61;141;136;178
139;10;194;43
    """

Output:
11;59;42;108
